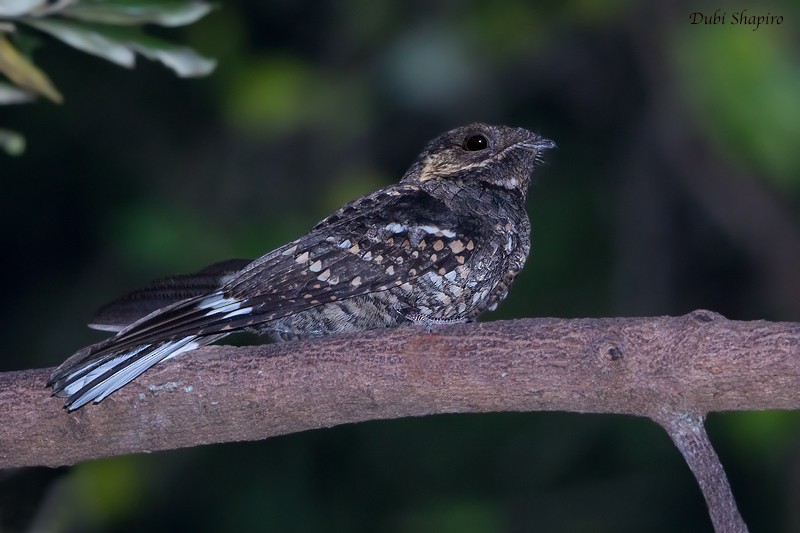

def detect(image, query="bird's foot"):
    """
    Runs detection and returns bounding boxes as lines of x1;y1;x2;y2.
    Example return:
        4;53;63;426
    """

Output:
404;314;471;333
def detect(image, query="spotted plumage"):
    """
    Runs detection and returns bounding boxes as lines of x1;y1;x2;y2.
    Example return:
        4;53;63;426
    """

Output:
49;123;555;409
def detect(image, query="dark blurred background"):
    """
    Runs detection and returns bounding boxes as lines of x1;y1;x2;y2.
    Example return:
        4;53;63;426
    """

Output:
2;0;800;531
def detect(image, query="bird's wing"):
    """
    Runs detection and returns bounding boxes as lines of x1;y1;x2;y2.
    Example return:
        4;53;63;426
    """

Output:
73;186;478;350
50;185;480;408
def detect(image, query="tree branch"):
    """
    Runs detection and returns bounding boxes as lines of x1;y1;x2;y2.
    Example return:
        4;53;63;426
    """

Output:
3;310;799;468
659;413;748;533
1;311;798;531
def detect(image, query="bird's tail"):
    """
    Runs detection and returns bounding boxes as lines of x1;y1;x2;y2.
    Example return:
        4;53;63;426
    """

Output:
48;333;224;410
49;259;254;410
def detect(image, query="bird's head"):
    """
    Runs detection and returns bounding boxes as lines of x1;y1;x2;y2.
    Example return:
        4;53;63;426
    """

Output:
401;123;555;196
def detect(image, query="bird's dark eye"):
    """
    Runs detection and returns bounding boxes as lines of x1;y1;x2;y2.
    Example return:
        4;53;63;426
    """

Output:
463;134;488;151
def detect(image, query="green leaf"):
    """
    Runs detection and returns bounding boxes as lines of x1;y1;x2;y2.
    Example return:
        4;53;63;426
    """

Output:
0;127;26;155
92;24;216;77
0;33;62;102
0;80;35;104
20;18;136;67
125;33;216;77
20;19;216;77
0;0;45;17
61;0;214;27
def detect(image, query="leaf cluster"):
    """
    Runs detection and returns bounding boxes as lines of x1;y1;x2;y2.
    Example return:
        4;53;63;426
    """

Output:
0;0;216;154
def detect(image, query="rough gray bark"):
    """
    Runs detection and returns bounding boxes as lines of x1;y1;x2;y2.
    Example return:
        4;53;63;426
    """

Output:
660;413;749;533
2;311;798;532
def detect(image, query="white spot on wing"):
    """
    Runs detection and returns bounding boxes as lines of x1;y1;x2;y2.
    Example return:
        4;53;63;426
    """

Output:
87;323;126;333
384;223;407;233
418;225;455;238
200;296;242;317
198;293;225;308
222;307;253;319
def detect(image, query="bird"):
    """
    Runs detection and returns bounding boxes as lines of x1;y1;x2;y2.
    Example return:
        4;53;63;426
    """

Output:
49;123;556;410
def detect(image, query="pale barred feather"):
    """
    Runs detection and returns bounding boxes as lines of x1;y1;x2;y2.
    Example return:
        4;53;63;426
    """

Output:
65;337;202;410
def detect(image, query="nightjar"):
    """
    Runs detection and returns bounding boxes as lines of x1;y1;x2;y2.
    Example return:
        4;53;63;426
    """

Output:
50;123;555;409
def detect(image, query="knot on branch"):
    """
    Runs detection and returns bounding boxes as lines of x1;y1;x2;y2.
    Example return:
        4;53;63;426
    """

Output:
689;309;726;323
596;340;624;363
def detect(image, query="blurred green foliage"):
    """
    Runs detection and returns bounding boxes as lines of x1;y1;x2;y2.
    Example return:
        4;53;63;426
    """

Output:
674;24;800;189
2;0;800;532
